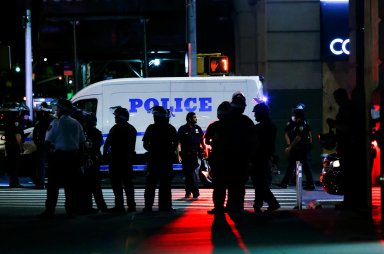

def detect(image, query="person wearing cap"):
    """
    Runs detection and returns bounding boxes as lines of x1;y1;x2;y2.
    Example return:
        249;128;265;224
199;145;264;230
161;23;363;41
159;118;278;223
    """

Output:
103;106;137;213
278;103;315;190
39;98;85;219
177;112;205;199
250;103;280;212
142;106;178;212
32;102;55;189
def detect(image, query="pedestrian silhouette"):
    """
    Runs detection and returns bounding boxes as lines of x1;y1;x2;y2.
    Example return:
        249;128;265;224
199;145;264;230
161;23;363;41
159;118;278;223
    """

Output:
103;106;137;213
142;106;178;212
250;103;280;212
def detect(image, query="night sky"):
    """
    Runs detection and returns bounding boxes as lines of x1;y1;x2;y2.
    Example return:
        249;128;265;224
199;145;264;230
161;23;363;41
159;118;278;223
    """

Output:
0;0;234;64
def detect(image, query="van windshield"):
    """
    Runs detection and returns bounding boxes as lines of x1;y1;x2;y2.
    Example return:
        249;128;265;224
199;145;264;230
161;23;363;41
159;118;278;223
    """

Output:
73;99;97;115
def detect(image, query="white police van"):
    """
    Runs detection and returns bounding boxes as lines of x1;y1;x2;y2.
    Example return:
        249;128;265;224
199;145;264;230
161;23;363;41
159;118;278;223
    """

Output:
71;76;265;172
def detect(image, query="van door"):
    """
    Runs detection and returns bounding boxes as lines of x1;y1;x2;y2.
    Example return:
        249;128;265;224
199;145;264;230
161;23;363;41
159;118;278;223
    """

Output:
72;95;102;129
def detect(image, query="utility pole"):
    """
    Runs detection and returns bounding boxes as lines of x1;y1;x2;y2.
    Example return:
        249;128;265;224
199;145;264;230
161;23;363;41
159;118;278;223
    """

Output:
142;18;149;78
72;19;79;93
186;0;197;77
347;0;370;211
24;0;33;122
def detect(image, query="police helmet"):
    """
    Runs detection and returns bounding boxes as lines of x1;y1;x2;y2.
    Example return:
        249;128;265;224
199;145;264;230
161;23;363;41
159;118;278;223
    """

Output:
56;99;74;114
113;107;129;121
231;91;246;108
252;103;270;115
217;101;231;115
294;102;306;111
232;91;245;100
293;108;305;119
149;106;170;118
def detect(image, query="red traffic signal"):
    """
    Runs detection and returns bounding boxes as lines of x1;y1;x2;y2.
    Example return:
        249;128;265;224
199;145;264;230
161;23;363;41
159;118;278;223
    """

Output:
209;56;229;75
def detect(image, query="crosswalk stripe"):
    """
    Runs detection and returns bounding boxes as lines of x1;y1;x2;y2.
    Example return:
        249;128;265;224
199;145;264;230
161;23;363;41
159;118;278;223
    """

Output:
0;188;299;209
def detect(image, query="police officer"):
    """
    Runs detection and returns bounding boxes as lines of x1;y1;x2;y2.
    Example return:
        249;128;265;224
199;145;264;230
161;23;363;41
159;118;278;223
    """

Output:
81;112;108;213
250;103;280;212
205;101;231;214
178;112;205;199
39;99;85;219
103;107;137;213
213;92;254;214
142;106;178;212
279;104;315;190
32;102;55;189
4;112;24;188
326;88;354;208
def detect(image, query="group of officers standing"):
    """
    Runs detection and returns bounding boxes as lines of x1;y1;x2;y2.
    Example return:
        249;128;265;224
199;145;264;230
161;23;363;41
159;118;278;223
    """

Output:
4;90;314;219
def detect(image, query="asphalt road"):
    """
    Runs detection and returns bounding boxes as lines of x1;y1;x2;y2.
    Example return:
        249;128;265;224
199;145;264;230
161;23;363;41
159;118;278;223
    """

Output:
0;187;382;254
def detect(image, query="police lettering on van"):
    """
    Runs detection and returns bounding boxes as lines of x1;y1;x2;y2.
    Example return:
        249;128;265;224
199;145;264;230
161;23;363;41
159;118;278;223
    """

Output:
129;97;212;113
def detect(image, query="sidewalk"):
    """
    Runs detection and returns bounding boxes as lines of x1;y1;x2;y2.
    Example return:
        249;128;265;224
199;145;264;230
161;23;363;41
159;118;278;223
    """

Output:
0;183;382;254
0;205;383;254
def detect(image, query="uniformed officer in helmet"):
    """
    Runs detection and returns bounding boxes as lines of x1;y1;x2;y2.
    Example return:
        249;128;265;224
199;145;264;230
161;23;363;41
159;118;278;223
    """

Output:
103;106;137;213
80;112;108;213
278;103;315;190
215;92;254;214
3;109;24;188
205;101;232;214
250;103;280;212
142;106;178;212
39;99;85;219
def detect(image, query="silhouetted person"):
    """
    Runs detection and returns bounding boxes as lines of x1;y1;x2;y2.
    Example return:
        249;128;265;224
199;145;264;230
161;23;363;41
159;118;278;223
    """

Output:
178;112;205;199
211;92;254;214
4;113;24;188
250;103;280;212
206;101;231;214
81;112;108;213
33;102;55;189
143;106;178;212
327;88;354;208
103;107;137;213
39;99;85;219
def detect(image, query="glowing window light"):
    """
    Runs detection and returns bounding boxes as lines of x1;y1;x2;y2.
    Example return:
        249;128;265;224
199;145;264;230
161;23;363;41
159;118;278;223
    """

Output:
320;0;348;2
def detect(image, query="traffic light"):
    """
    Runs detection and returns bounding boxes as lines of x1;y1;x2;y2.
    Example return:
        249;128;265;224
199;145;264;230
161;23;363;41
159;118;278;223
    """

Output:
209;56;229;75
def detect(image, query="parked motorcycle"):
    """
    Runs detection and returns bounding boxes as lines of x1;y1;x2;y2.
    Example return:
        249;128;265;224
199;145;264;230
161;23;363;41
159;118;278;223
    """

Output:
320;153;343;195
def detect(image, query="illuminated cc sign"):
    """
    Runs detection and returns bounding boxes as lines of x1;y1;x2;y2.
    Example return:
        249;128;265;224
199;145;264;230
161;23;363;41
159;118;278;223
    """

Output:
329;38;350;56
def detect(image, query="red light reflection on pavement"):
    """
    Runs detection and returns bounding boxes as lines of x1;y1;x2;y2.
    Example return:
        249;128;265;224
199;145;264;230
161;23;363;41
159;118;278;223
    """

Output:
138;209;214;254
137;210;250;254
224;213;250;254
